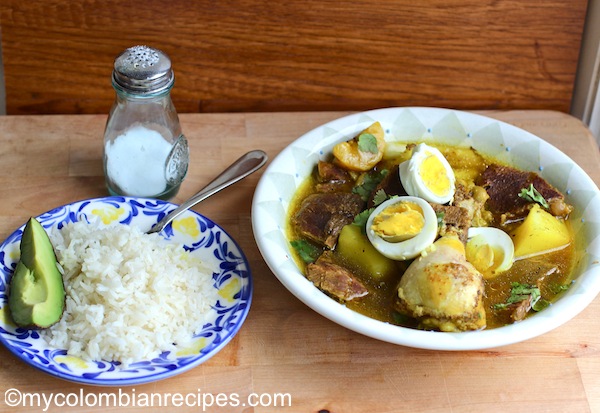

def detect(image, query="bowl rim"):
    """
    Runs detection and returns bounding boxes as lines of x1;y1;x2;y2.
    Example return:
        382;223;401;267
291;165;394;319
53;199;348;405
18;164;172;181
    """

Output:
251;106;600;350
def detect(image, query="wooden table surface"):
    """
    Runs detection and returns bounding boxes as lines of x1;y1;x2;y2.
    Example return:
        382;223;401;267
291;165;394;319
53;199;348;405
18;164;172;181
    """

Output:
0;110;599;413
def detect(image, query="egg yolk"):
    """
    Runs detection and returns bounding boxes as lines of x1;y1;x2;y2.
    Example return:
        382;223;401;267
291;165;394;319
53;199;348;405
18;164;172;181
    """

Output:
465;236;505;278
434;234;465;255
371;202;424;242
419;152;451;197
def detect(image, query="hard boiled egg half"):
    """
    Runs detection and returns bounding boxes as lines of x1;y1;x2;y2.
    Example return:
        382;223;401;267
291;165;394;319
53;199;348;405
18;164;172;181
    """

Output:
465;227;515;279
366;196;438;261
399;143;456;204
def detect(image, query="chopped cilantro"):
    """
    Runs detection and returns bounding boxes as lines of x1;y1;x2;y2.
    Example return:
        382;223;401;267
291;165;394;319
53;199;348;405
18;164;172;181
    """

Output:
352;169;388;201
352;185;371;202
509;282;541;304
518;184;549;209
357;133;379;154
290;239;321;263
372;189;388;207
493;282;543;311
436;211;445;228
352;194;399;234
352;208;375;231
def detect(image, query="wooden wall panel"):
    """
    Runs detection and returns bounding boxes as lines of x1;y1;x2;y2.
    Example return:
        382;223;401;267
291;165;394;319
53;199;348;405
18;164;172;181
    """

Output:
0;0;588;115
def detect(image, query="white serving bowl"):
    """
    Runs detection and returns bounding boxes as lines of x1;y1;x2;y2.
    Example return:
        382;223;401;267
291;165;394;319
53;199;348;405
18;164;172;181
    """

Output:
251;107;600;350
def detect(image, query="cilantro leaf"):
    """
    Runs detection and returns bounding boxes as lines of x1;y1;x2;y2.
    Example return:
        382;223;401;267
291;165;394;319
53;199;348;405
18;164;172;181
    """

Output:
436;211;445;228
357;133;379;154
353;192;399;233
372;189;388;207
509;282;541;304
352;169;388;201
518;184;549;209
493;282;543;311
352;208;375;232
290;240;321;263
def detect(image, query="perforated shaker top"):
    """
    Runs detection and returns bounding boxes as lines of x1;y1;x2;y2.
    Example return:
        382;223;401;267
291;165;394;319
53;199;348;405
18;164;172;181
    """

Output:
112;45;174;94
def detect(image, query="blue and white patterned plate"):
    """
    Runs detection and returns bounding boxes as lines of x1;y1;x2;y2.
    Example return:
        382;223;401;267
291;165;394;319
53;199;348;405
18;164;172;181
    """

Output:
0;197;252;385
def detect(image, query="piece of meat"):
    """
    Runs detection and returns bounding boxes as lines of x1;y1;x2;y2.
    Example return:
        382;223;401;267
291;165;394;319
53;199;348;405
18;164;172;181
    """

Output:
293;192;365;249
451;182;494;227
367;164;408;208
429;203;471;244
509;296;533;322
315;161;354;193
306;251;368;301
452;182;473;206
507;268;557;321
318;160;351;182
476;164;571;220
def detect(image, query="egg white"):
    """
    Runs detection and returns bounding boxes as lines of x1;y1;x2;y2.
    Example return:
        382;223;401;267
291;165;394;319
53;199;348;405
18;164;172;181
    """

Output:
399;143;456;204
466;227;515;278
366;196;438;261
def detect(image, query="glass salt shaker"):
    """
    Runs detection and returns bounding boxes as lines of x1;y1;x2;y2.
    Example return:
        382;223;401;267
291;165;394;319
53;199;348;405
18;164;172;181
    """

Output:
103;45;189;200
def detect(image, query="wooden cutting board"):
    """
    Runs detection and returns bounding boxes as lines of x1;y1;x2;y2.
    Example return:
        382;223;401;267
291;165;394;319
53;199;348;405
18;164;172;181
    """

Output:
0;110;599;413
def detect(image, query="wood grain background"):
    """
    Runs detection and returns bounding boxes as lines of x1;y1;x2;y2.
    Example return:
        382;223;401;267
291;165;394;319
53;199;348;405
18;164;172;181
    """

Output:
0;0;589;115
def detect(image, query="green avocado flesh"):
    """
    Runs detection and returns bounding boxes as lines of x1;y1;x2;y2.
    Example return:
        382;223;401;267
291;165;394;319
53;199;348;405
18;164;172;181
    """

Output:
8;217;65;328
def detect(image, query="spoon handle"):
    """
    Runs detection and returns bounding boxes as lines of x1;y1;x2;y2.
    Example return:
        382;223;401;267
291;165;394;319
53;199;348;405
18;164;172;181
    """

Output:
148;149;268;234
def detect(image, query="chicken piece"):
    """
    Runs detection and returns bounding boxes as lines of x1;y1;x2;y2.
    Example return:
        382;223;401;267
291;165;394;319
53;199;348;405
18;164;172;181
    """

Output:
394;235;486;332
306;251;368;301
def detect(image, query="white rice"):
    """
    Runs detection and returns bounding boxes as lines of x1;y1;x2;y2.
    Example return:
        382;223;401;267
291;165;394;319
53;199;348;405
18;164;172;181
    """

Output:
41;220;217;368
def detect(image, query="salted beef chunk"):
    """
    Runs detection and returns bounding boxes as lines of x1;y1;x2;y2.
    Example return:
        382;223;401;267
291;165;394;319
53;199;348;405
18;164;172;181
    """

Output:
293;192;365;249
477;164;572;219
315;161;354;193
429;203;471;244
306;251;368;301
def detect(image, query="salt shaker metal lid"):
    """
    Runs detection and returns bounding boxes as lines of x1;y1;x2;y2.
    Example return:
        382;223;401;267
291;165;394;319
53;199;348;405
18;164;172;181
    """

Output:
112;45;174;95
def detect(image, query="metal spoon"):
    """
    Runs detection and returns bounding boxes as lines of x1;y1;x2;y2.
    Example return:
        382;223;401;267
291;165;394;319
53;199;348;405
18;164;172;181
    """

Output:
147;149;268;234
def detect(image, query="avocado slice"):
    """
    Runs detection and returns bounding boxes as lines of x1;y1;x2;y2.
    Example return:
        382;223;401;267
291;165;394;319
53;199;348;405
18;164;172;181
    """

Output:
8;217;65;328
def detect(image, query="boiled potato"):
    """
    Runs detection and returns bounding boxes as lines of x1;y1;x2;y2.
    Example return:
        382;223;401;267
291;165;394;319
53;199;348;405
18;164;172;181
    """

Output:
440;146;486;182
383;141;411;161
510;204;571;259
335;224;398;281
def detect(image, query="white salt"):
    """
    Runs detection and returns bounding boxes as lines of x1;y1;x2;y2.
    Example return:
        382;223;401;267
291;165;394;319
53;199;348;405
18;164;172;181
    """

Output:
105;125;172;196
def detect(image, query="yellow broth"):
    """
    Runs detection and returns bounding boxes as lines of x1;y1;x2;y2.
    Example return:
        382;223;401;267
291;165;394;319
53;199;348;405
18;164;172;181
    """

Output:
287;143;575;330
